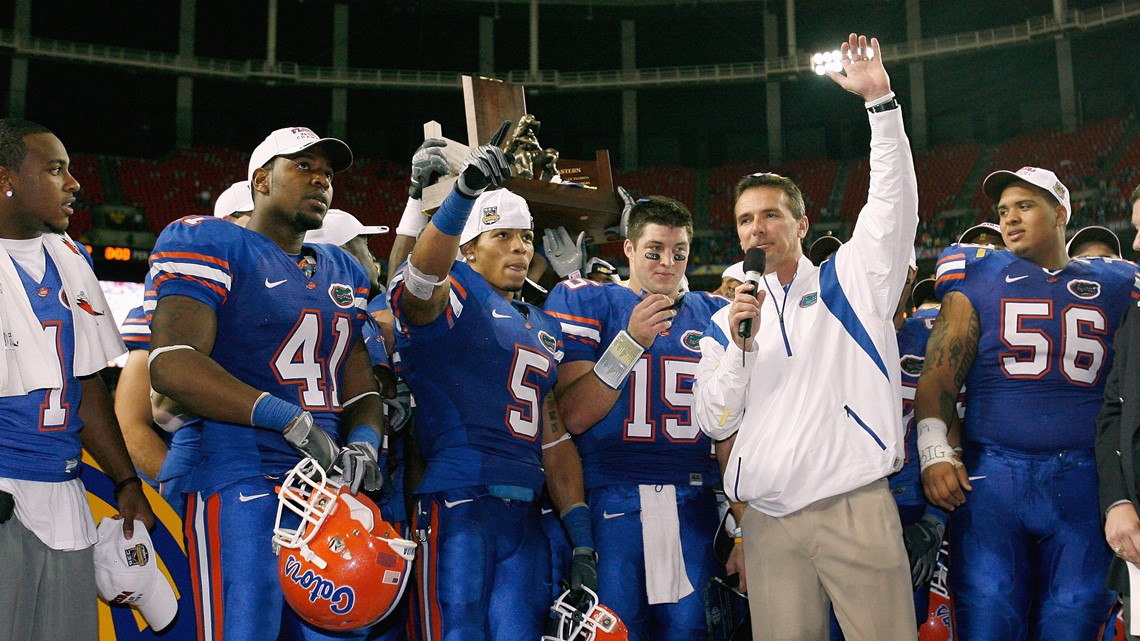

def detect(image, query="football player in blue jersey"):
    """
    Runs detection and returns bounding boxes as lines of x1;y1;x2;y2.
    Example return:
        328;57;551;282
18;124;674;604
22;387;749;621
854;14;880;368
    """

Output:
115;183;256;521
388;134;592;641
0;118;156;641
147;127;386;641
544;195;727;641
916;166;1138;639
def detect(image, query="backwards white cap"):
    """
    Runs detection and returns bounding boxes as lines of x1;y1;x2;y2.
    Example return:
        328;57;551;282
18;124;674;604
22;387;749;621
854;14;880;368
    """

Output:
459;189;533;246
722;261;745;282
213;180;254;218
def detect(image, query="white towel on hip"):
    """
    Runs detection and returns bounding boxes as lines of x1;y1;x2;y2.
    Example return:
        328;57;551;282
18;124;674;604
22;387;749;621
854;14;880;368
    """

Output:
639;484;694;604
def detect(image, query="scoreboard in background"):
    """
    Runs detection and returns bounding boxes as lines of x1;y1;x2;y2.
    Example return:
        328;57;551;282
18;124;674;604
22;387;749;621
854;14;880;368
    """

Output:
86;243;150;282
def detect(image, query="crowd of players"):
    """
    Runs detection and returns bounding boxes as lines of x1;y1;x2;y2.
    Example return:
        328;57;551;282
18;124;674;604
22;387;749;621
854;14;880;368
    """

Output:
4;31;1140;641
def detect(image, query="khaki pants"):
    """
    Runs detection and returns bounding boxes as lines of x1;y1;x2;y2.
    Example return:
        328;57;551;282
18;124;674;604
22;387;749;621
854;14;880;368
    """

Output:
743;478;916;641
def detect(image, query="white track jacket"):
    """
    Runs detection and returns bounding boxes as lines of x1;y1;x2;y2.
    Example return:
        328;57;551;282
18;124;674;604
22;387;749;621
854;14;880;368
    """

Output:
693;108;917;517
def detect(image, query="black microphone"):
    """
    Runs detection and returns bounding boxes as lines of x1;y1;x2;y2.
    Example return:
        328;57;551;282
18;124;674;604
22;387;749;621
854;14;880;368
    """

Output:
737;248;766;339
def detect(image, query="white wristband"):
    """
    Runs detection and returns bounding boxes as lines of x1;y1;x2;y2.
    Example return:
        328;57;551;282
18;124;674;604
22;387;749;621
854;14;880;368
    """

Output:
592;331;645;389
395;197;431;238
916;417;960;471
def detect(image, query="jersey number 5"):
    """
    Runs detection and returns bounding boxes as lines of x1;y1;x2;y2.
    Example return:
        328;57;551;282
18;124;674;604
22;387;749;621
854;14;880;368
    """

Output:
1001;301;1108;385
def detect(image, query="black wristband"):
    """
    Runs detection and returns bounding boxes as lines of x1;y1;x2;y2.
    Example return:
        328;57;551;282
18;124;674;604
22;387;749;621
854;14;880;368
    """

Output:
113;475;143;499
867;98;900;114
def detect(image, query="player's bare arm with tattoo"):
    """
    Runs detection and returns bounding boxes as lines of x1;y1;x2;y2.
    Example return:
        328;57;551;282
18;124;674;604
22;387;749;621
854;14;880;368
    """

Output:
915;290;980;510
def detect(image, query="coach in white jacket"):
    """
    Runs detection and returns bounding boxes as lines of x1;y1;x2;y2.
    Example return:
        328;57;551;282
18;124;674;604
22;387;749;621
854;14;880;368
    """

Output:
693;34;918;641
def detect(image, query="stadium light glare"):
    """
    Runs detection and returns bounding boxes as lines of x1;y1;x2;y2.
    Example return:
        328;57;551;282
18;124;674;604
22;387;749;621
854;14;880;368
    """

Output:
811;46;873;76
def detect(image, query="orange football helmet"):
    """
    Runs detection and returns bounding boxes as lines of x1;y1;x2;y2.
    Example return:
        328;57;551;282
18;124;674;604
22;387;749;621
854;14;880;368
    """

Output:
543;586;629;641
273;458;416;631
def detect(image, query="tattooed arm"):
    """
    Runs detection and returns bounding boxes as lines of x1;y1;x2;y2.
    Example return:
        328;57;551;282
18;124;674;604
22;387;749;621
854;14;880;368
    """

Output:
541;393;586;512
915;290;980;510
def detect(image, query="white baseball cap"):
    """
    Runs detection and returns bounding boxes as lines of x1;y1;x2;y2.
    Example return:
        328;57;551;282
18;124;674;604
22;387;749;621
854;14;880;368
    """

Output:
247;127;353;184
94;517;178;631
305;209;389;246
721;261;745;282
213;180;254;218
460;189;533;246
981;166;1072;223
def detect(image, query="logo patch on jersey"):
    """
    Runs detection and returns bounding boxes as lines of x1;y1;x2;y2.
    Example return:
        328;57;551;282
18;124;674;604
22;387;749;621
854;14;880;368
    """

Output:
799;292;818;308
480;206;500;225
328;284;354;308
1067;279;1100;300
900;354;925;376
180;216;208;226
681;330;702;353
538;330;558;355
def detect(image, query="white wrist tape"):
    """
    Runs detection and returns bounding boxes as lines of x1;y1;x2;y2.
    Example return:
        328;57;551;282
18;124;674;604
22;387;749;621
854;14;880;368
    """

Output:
403;261;446;300
395;197;431;238
917;417;959;471
593;331;645;389
147;344;196;367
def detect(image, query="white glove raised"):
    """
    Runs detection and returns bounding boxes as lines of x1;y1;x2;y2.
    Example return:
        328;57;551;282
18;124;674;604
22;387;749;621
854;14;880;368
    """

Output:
543;226;585;280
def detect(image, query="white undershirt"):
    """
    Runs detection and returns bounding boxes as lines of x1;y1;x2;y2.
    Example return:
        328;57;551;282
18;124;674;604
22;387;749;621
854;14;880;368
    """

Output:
0;236;47;282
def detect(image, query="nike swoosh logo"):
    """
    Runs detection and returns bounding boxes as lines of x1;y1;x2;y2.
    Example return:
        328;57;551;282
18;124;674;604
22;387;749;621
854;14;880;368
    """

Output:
265;278;287;288
443;498;475;509
968;476;987;481
1005;275;1028;283
491;310;511;319
238;492;270;502
602;511;625;519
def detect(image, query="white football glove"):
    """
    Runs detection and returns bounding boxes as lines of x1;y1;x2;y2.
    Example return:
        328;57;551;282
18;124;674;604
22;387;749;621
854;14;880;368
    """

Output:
543;226;585;280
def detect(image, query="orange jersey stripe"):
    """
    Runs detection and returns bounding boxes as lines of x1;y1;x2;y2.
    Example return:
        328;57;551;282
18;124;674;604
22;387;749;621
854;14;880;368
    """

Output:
546;309;603;329
151;251;231;270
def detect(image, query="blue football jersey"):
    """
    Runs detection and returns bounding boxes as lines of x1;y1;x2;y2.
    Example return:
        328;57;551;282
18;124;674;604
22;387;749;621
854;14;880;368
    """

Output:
544;279;727;490
390;260;563;495
935;248;1140;451
364;295;390;371
0;251;88;481
120;304;151;352
891;307;938;507
148;216;370;492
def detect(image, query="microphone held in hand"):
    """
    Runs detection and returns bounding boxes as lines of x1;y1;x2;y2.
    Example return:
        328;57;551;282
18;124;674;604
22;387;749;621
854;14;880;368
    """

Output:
737;247;766;339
